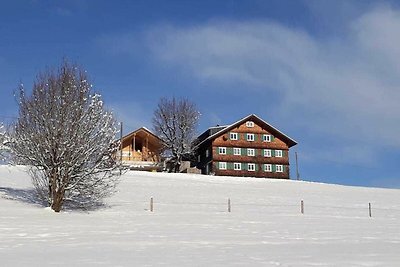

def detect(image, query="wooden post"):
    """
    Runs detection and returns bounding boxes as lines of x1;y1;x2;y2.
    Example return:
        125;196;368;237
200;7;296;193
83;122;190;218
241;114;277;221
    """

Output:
145;134;149;161
133;133;136;158
150;197;154;212
369;202;372;217
228;198;231;212
301;200;304;214
295;152;300;180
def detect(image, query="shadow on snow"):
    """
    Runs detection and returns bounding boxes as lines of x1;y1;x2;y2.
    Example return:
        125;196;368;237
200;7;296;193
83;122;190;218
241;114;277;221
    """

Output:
0;186;46;206
0;186;108;212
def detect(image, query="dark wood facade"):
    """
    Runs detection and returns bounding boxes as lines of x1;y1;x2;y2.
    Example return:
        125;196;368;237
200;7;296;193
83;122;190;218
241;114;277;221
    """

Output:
194;114;297;179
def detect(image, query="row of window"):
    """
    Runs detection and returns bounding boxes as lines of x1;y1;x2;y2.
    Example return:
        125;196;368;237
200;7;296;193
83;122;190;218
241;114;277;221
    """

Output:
246;121;254;127
218;147;284;157
229;132;273;142
218;162;284;172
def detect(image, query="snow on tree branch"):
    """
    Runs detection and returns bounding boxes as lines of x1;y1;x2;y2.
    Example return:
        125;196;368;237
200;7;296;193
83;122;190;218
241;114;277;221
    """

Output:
0;124;9;161
9;60;121;212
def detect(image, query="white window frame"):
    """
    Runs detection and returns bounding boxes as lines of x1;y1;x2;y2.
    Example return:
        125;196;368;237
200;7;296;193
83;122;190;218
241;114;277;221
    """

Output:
265;164;272;172
247;148;255;157
275;150;283;158
218;147;227;155
233;147;241;156
246;121;254;127
230;132;238;140
234;162;241;170
264;149;272;157
263;134;272;142
206;149;209;157
219;162;227;170
248;163;256;171
276;164;283;173
246;133;255;141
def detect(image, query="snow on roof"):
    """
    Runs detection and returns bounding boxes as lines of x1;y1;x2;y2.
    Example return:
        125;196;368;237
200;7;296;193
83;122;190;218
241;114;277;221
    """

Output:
141;126;156;136
195;114;297;148
208;125;229;129
121;126;161;141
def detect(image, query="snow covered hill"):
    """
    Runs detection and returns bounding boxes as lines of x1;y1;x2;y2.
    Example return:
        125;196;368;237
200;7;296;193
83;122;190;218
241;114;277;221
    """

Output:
1;165;400;266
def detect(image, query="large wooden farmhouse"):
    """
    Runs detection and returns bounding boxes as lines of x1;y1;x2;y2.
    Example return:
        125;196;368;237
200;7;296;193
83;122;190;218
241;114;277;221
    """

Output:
119;127;162;170
193;114;297;179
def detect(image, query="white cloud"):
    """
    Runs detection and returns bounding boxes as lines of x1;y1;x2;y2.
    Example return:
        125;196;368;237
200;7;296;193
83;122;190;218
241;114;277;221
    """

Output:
144;7;400;164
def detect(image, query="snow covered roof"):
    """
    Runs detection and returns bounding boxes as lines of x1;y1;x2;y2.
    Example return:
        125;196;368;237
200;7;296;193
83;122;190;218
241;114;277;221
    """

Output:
141;126;157;136
195;114;297;148
121;127;161;142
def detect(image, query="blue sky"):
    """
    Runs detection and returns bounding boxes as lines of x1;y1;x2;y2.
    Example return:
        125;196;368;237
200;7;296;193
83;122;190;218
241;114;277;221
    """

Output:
1;0;400;188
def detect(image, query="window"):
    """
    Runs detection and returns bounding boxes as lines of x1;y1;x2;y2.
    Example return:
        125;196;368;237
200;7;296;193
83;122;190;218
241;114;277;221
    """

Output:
234;163;241;170
218;147;226;155
275;150;283;157
263;134;272;142
248;163;256;171
206;149;209;157
246;121;254;127
233;148;241;155
264;149;272;157
276;164;283;172
265;164;272;172
230;132;238;140
198;155;201;163
246;133;255;141
247;148;255;156
219;162;227;170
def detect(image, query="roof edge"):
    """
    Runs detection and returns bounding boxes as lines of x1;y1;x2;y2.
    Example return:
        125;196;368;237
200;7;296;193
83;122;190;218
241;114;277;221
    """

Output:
195;114;297;148
122;127;161;141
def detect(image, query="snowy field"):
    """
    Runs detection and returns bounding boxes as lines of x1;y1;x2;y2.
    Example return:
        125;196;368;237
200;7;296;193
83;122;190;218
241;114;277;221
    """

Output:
1;166;400;266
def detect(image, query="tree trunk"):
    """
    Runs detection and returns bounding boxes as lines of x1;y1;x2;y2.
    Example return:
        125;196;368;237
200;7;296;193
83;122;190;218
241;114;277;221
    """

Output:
173;155;181;173
174;162;180;173
48;169;55;202
51;189;64;212
50;170;65;212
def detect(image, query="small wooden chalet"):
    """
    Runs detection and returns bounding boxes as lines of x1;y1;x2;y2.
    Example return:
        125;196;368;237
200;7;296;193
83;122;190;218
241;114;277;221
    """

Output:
119;127;162;170
193;114;297;179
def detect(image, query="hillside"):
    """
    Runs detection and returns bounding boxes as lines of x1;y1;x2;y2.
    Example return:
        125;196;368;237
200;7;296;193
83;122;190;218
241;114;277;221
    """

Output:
1;165;400;266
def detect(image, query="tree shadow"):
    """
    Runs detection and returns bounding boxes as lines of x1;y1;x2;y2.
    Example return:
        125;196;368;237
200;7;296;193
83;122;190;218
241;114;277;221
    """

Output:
63;197;109;212
0;186;47;207
0;186;109;212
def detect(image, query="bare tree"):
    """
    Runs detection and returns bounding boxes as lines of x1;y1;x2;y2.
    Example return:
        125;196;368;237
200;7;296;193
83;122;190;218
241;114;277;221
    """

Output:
152;97;200;172
9;61;120;212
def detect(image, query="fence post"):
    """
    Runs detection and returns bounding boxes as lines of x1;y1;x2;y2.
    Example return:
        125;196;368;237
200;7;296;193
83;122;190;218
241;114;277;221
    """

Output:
301;200;304;214
228;198;231;213
150;197;153;212
369;202;372;217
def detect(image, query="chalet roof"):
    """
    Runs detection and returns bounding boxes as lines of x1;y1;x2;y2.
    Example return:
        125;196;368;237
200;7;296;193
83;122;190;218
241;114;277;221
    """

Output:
195;114;297;148
122;127;161;143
